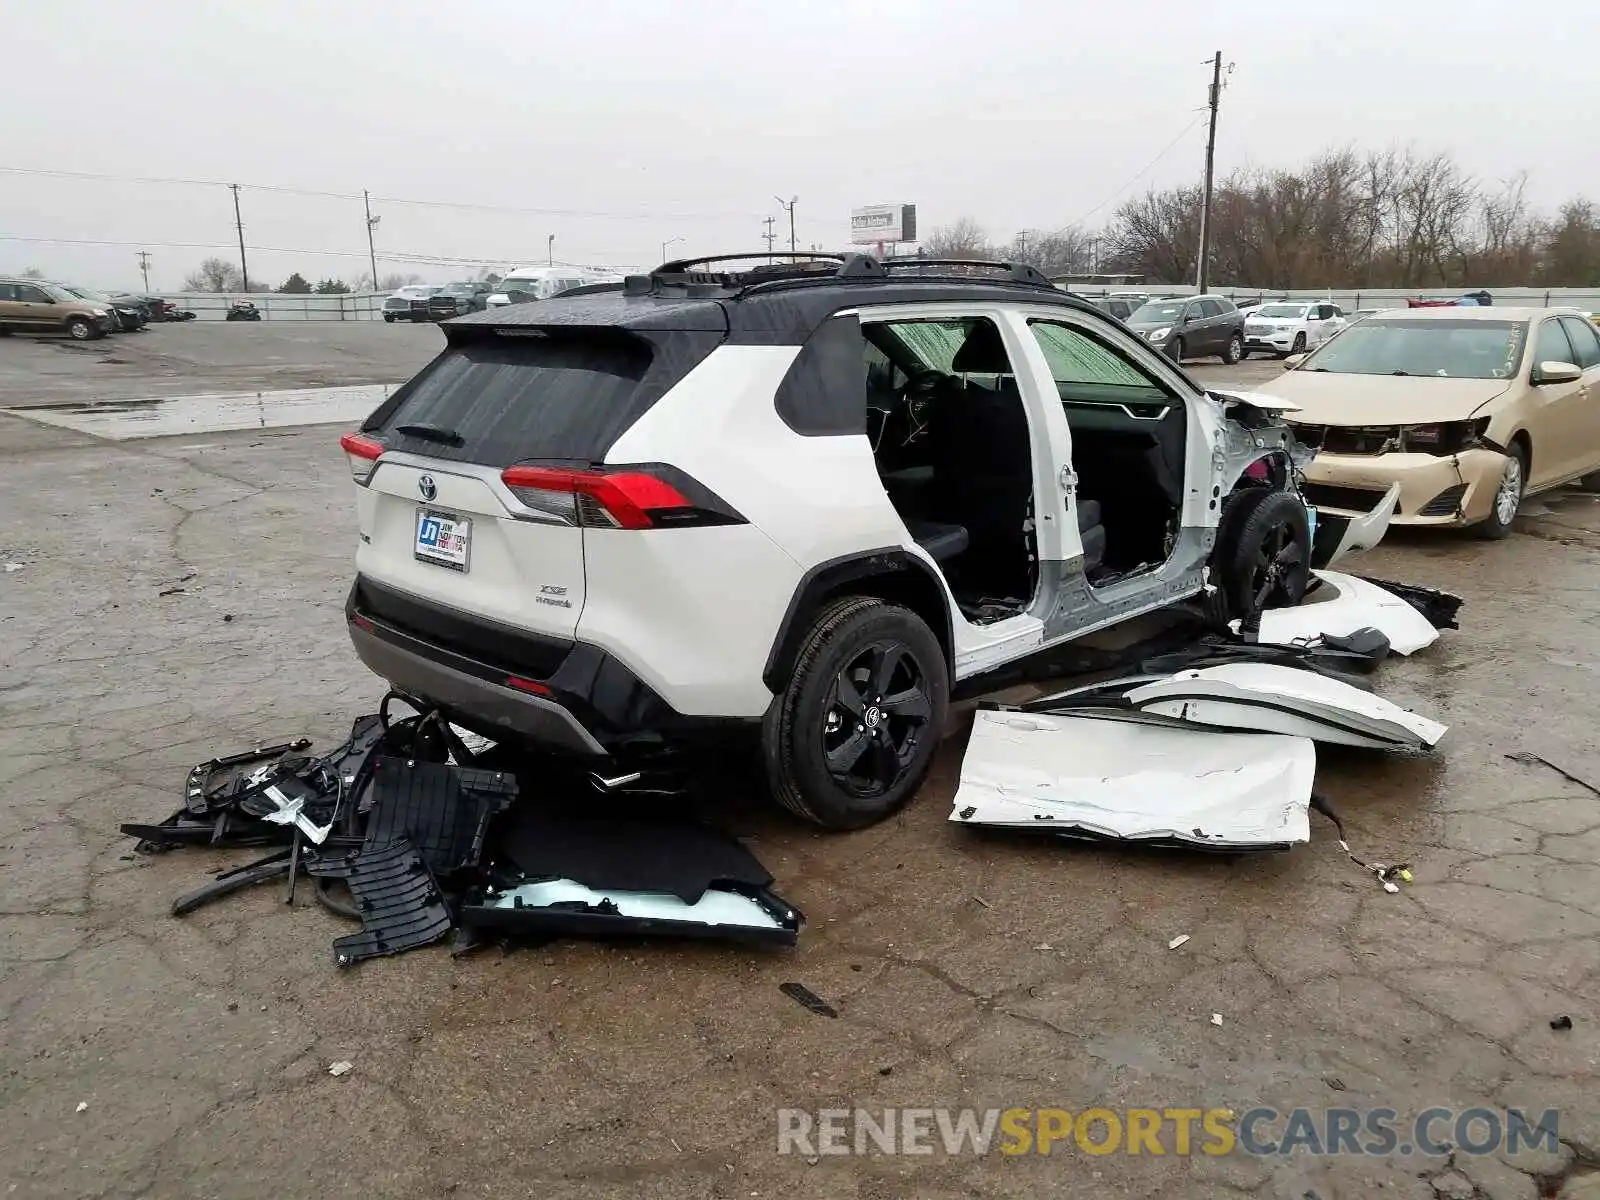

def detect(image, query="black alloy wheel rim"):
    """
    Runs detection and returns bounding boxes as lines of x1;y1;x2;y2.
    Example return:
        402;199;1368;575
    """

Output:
822;640;933;797
1247;521;1306;614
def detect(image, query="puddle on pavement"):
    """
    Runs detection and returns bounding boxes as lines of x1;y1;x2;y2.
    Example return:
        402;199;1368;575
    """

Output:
2;383;394;441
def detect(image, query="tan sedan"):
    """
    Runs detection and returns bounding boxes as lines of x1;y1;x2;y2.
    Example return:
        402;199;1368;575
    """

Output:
1258;307;1600;538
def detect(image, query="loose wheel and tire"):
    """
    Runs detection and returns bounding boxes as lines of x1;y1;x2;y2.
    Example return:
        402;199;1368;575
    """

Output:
1206;488;1311;626
762;596;948;830
65;316;95;340
1222;332;1244;364
1476;444;1526;539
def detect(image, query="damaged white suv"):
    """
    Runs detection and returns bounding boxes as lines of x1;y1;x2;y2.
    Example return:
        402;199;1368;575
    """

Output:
339;253;1393;830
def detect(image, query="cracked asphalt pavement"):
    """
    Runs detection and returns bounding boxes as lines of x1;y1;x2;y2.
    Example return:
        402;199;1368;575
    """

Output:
2;330;1600;1198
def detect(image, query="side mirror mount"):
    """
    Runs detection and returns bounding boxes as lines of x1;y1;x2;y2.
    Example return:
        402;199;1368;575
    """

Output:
1533;360;1582;385
1283;353;1307;370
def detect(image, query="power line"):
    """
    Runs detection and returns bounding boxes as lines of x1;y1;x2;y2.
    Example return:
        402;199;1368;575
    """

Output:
1046;112;1206;239
0;233;629;269
0;164;766;221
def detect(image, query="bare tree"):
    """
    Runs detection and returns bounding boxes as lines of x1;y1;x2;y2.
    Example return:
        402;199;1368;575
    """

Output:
1542;200;1600;285
21;266;45;280
182;257;243;292
921;218;993;259
1008;228;1096;276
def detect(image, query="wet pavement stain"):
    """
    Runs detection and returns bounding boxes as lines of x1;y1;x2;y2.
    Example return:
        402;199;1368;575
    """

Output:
1;382;393;440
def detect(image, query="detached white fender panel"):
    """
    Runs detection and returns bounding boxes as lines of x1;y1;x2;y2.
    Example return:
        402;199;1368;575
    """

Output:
1241;569;1441;655
1125;663;1446;750
950;709;1315;850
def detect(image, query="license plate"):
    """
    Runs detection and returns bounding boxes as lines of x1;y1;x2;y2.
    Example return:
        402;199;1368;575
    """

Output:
415;509;471;571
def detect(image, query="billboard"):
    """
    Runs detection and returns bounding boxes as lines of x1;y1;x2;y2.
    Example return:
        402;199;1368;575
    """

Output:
850;204;918;245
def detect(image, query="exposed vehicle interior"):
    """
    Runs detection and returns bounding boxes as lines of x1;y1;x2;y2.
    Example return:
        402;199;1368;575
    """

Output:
861;316;1186;621
863;317;1040;622
1027;319;1186;582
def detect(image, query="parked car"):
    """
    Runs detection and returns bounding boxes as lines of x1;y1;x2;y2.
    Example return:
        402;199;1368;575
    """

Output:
383;285;440;323
60;286;147;331
426;283;493;320
337;252;1390;830
1242;301;1348;358
1088;296;1138;322
1262;306;1600;539
108;294;157;325
138;297;195;321
486;267;623;308
1124;294;1247;363
0;277;114;339
225;299;261;321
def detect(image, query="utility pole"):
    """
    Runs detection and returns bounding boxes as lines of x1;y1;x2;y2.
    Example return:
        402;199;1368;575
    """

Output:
775;196;797;253
136;250;151;292
230;183;250;292
762;217;777;262
364;190;380;292
1196;50;1223;294
547;234;554;266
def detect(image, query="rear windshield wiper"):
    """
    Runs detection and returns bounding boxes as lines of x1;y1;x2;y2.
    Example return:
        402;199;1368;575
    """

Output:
395;423;464;447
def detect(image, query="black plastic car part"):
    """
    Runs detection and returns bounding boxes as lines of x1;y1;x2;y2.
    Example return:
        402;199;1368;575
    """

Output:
305;839;454;966
359;757;517;877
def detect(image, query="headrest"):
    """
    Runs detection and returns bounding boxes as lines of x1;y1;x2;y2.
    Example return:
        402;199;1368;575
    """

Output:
950;320;1012;373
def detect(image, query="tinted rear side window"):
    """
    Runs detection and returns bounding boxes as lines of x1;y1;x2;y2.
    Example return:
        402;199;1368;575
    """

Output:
364;328;722;466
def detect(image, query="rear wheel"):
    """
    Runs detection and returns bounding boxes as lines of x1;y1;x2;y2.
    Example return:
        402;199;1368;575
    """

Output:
65;316;95;340
762;596;947;830
1477;444;1525;539
1206;488;1311;625
1222;332;1244;364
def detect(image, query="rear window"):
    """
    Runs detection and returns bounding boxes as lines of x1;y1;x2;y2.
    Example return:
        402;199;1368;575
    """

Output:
364;328;720;466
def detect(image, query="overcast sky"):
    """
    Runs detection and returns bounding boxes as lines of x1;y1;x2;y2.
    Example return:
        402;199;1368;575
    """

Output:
4;0;1595;291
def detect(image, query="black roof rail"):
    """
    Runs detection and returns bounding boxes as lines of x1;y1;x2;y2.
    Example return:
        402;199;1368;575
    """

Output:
878;259;1056;287
625;251;887;295
553;280;625;299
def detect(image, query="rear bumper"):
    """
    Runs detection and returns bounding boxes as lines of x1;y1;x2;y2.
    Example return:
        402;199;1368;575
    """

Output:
345;577;753;756
349;618;607;754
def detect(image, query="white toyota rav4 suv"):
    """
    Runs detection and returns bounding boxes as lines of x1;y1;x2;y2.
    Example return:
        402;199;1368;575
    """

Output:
339;254;1391;829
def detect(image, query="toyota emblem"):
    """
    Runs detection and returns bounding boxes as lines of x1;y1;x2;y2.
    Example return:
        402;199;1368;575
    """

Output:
418;475;437;501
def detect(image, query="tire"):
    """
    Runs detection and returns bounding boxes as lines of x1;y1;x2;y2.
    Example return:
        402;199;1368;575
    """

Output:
383;314;395;323
1222;332;1244;364
1476;443;1526;539
65;316;95;340
1167;336;1184;362
1291;332;1307;355
1207;487;1311;625
762;596;948;830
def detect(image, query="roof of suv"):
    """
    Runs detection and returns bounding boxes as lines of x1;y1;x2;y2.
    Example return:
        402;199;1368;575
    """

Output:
446;252;1105;344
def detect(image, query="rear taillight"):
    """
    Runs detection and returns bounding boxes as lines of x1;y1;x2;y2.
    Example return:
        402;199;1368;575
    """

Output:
500;465;739;530
339;432;383;485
